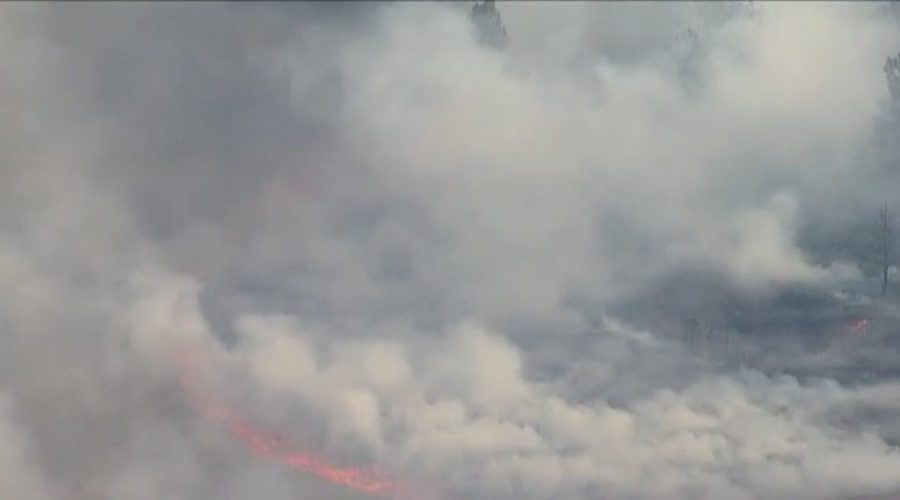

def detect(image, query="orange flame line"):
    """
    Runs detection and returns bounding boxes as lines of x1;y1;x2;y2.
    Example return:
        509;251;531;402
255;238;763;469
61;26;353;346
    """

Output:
176;357;401;496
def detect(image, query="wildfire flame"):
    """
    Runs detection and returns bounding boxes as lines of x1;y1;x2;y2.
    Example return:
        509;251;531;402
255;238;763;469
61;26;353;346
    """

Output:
845;318;869;336
176;353;402;497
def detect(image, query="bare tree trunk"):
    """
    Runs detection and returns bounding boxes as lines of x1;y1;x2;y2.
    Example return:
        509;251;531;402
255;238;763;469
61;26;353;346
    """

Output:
878;204;892;296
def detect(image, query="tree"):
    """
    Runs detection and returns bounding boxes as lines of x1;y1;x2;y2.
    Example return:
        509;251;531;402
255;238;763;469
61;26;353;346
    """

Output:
682;316;711;357
471;0;508;50
885;52;900;103
877;203;893;296
876;52;900;171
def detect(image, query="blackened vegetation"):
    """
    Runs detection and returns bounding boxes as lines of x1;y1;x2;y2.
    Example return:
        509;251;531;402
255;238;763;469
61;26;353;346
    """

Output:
612;262;884;378
652;51;900;378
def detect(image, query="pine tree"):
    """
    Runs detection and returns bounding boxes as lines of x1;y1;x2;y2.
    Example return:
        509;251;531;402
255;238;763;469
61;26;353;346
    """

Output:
471;0;509;50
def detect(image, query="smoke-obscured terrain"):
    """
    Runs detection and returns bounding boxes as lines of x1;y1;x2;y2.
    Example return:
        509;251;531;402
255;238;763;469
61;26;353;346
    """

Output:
5;2;900;499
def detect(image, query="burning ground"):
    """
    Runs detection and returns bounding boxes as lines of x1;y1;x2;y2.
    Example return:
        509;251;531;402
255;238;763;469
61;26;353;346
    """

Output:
5;2;900;499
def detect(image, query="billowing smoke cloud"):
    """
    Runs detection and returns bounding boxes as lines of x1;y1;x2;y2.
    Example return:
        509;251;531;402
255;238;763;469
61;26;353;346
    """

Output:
4;1;900;499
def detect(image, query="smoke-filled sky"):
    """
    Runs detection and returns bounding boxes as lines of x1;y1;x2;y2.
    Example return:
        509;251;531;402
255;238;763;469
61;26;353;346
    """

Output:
6;2;900;499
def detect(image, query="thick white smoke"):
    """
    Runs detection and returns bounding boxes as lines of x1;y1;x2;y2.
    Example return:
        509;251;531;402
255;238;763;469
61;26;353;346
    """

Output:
3;2;900;499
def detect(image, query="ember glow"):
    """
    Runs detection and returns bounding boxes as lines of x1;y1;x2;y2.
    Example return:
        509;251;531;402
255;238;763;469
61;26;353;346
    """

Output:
176;355;402;497
847;318;869;335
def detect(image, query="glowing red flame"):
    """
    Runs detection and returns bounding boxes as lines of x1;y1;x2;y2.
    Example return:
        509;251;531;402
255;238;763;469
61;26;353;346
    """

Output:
846;318;869;335
176;355;401;496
